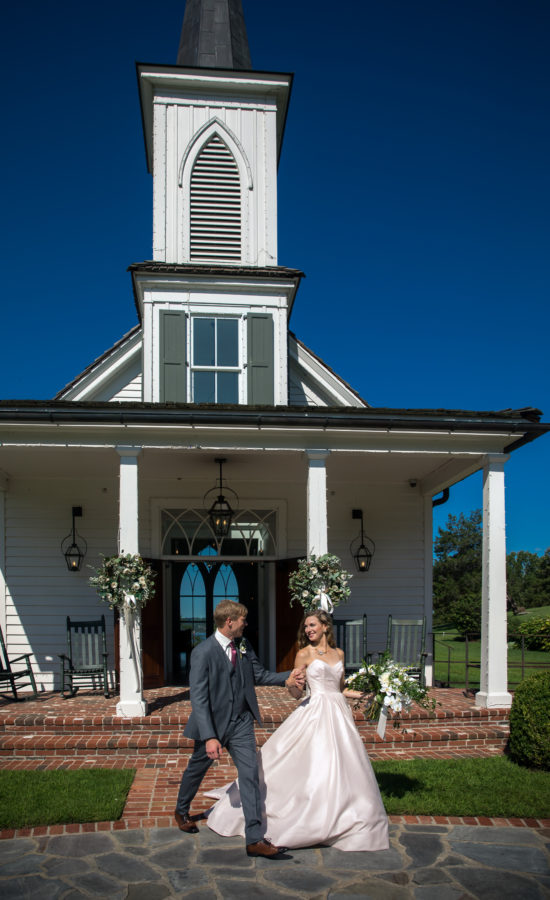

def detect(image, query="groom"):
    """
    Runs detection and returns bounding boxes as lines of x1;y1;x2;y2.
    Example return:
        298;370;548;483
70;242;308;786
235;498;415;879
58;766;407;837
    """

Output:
175;599;305;858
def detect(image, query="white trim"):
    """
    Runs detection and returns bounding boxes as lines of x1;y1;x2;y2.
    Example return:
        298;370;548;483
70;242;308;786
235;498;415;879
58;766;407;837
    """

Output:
306;450;329;557
150;497;287;560
0;482;6;638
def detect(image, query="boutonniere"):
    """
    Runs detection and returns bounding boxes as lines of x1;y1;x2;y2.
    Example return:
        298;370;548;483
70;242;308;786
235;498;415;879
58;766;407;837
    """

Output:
238;640;247;659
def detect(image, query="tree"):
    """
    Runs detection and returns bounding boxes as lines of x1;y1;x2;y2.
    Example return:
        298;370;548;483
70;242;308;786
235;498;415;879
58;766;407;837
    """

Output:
506;550;544;610
433;510;482;635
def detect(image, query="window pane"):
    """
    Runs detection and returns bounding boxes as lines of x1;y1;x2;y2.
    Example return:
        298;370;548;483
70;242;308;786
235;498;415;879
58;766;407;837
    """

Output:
194;371;215;403
217;319;239;366
194;318;215;366
217;371;238;404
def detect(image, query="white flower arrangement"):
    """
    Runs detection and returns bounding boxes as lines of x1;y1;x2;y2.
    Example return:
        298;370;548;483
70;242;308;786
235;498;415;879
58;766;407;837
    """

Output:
345;653;436;722
238;640;247;659
288;554;352;612
89;553;156;612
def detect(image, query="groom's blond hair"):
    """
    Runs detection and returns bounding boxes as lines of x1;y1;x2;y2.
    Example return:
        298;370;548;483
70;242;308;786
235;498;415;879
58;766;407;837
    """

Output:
214;600;248;627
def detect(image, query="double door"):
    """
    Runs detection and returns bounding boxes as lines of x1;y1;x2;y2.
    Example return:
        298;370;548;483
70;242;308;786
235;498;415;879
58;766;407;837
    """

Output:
172;560;259;683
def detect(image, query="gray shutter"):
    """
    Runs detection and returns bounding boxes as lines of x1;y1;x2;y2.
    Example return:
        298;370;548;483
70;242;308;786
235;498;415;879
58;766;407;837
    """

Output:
159;310;187;402
247;314;274;405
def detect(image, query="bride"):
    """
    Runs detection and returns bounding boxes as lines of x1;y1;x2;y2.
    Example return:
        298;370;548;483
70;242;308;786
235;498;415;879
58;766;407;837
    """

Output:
205;609;389;851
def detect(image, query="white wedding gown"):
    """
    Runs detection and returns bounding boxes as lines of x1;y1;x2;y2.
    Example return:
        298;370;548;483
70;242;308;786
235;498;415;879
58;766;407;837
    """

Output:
205;658;389;851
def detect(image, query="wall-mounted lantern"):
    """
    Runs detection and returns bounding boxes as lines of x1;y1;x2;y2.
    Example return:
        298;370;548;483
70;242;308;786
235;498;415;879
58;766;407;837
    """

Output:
61;506;87;572
350;508;375;573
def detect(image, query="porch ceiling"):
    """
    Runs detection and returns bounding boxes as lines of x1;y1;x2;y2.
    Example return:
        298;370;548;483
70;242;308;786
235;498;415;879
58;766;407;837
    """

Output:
0;444;482;494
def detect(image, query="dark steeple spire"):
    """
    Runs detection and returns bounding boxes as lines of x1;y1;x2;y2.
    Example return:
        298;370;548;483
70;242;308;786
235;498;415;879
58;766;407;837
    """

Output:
177;0;252;69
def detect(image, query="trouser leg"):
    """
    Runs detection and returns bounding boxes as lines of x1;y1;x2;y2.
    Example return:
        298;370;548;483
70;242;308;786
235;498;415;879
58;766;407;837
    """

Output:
175;740;212;815
226;713;263;845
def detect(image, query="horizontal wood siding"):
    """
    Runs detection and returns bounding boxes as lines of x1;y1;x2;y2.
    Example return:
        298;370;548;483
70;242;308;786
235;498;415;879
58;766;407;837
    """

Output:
5;479;119;692
109;373;143;402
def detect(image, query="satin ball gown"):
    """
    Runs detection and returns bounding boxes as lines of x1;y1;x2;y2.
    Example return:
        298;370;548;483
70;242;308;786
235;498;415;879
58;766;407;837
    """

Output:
205;657;389;851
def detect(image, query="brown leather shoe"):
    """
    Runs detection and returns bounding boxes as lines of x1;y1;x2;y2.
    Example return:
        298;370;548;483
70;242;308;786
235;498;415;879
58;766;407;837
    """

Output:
174;811;199;833
246;838;288;858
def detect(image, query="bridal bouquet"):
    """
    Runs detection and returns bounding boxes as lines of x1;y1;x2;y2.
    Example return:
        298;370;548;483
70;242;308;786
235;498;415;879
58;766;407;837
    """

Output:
288;554;352;612
89;553;156;612
345;654;436;722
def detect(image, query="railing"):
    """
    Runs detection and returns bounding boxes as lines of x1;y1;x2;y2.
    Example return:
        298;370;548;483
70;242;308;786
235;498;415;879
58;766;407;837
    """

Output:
433;631;550;691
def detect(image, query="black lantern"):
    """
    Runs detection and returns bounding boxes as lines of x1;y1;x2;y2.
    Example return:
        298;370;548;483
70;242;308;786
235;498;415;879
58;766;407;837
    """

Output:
350;508;375;573
61;507;87;572
204;458;238;538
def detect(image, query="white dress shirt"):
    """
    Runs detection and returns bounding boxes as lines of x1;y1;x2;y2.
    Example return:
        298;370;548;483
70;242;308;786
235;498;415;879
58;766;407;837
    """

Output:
215;629;235;663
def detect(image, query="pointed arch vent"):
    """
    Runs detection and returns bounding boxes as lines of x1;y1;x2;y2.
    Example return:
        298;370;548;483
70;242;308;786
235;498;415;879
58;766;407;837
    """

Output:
190;135;242;261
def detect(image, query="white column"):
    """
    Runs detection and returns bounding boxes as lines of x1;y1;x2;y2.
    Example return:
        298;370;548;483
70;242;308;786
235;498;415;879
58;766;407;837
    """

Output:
116;447;147;717
423;495;434;687
476;453;512;709
0;473;7;639
306;451;329;557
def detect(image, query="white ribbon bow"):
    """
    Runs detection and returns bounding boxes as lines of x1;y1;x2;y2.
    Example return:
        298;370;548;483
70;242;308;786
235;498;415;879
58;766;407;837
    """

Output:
315;590;334;614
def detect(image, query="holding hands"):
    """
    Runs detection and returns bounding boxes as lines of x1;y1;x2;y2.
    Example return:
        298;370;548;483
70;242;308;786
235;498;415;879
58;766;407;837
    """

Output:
286;665;306;697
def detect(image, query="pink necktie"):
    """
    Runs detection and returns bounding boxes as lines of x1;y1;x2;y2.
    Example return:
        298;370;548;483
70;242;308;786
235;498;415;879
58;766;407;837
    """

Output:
229;641;237;668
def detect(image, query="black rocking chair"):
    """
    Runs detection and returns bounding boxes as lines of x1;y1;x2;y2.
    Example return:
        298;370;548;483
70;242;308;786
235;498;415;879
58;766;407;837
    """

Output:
0;625;38;700
334;614;369;672
385;615;428;686
59;615;110;698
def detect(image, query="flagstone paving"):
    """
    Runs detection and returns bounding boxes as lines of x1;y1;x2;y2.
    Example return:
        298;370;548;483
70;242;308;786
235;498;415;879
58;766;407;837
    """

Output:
0;821;548;899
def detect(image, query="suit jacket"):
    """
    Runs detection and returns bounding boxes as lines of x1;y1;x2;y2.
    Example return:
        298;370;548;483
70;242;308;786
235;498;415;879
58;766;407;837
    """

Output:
184;634;289;743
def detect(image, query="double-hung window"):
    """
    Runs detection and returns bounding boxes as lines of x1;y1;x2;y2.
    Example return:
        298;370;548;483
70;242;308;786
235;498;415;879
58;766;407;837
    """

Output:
191;317;241;403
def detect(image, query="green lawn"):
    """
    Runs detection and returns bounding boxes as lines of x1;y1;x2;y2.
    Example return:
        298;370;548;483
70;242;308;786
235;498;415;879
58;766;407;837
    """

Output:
433;627;550;689
373;757;550;818
0;769;135;829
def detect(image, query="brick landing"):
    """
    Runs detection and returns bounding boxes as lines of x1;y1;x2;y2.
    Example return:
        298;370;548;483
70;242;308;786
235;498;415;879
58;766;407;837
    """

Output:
0;686;519;837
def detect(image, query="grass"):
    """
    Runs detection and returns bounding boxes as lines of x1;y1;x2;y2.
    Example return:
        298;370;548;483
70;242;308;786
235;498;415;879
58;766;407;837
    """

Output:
373;757;550;818
433;627;550;689
0;769;135;829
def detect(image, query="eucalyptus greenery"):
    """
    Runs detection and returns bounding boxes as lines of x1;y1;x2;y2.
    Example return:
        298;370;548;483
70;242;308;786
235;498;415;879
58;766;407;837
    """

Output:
288;553;352;612
89;553;156;611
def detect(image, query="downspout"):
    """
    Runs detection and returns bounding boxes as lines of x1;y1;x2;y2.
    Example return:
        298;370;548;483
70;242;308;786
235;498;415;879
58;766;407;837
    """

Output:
432;487;450;508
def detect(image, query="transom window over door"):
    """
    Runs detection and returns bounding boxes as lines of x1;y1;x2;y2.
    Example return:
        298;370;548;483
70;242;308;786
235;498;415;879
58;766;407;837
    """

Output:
192;316;241;403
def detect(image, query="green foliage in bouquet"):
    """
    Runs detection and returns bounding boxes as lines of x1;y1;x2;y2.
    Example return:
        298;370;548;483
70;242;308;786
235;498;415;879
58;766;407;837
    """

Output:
345;653;436;722
89;553;156;612
288;554;352;611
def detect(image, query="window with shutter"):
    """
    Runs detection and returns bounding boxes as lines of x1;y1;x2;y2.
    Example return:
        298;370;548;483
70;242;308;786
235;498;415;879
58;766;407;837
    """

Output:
190;135;241;262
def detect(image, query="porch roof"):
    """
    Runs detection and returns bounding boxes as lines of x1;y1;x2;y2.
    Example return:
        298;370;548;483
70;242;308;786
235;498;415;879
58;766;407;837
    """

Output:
0;400;546;453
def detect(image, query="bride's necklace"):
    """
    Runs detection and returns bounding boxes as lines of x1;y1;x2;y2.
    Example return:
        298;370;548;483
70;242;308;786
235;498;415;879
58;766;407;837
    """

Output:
315;646;328;656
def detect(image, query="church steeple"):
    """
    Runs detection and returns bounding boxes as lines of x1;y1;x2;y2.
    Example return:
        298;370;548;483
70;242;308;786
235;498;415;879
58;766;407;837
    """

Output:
177;0;252;69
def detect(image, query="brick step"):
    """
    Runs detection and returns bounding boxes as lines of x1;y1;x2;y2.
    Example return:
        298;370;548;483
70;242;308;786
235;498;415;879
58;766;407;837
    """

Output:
0;706;511;734
0;720;509;758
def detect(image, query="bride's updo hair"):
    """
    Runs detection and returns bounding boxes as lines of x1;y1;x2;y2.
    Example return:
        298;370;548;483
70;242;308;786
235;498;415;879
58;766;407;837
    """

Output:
297;610;336;649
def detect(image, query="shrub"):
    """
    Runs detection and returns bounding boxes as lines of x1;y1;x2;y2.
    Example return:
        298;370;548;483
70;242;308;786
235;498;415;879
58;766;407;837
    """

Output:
508;670;550;769
512;617;550;652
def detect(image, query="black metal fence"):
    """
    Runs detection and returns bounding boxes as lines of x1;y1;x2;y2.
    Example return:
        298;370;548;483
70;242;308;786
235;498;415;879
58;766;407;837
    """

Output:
433;632;550;691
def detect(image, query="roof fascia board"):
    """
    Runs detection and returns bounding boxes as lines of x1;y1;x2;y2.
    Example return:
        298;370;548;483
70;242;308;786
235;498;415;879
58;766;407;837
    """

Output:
61;338;142;401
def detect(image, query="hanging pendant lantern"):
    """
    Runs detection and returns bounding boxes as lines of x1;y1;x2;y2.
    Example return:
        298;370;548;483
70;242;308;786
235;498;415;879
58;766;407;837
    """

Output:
204;458;239;538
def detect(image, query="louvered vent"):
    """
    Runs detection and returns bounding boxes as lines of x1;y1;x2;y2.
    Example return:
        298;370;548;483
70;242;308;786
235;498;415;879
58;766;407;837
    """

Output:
190;136;241;261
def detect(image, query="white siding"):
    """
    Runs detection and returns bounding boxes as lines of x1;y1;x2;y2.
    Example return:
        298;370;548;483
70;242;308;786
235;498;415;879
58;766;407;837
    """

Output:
110;373;143;402
5;477;119;692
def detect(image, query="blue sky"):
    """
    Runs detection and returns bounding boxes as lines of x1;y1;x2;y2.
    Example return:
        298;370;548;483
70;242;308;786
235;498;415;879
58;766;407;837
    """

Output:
1;1;548;553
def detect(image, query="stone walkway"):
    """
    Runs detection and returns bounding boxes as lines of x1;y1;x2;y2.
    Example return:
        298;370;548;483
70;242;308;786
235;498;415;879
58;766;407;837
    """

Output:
1;820;549;899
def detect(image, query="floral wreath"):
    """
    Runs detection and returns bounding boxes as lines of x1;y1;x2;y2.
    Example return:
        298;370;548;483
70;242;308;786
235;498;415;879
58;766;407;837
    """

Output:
89;553;156;612
288;553;352;612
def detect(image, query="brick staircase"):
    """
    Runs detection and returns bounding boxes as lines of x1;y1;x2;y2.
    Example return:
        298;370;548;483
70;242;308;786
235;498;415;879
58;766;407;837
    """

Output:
0;687;510;827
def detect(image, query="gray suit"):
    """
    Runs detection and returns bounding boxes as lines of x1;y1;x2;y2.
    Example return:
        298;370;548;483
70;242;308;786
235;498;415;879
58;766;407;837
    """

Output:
176;633;289;843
